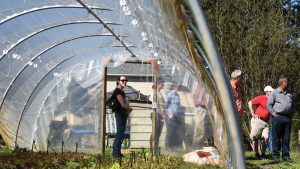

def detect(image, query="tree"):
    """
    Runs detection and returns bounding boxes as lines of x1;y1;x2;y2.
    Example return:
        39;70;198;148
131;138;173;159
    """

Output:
200;0;300;148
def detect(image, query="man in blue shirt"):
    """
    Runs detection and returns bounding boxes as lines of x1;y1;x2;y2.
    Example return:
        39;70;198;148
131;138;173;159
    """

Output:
165;83;185;151
267;75;296;162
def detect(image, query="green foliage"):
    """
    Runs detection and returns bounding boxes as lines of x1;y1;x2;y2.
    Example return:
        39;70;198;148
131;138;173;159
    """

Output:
110;162;121;169
200;0;300;97
2;147;299;168
200;0;300;149
0;147;223;169
83;154;97;163
82;154;97;168
0;146;12;153
65;161;80;169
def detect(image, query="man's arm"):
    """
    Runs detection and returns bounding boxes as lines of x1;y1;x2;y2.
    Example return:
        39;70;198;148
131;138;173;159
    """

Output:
248;100;258;118
159;104;165;117
266;92;276;116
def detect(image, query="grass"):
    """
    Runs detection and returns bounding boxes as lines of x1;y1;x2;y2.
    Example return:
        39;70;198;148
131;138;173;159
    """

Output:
245;151;300;169
1;145;300;168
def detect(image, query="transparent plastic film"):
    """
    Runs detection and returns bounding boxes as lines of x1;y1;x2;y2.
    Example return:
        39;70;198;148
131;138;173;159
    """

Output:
0;0;241;166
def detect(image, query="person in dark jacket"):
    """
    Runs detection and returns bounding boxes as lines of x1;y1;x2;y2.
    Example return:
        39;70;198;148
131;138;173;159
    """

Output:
112;76;132;159
165;83;185;151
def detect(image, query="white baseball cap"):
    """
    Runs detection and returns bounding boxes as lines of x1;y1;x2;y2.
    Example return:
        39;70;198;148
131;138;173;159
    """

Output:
264;85;274;92
231;69;242;78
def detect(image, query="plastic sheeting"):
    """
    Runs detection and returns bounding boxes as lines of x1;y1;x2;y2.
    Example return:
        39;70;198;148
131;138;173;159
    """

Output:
154;65;225;156
0;0;241;167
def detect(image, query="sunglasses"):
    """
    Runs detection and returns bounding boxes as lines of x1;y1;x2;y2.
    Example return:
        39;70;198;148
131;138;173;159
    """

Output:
120;79;128;83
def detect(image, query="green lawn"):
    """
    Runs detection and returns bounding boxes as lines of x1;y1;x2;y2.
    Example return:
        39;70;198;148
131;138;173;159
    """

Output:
245;151;300;169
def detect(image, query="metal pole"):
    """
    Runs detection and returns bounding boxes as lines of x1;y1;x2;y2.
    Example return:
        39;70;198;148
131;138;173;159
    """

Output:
142;147;146;161
47;140;49;154
31;139;35;151
75;0;136;57
185;1;245;168
62;141;64;154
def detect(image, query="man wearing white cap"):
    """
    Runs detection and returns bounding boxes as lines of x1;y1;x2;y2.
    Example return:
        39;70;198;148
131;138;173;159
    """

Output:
230;69;243;118
248;85;274;160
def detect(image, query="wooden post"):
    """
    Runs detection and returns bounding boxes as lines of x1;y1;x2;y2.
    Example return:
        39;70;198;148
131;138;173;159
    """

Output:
150;60;158;156
99;67;107;156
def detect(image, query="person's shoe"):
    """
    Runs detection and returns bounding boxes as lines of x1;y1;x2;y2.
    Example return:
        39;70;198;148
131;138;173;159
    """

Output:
270;156;279;163
282;156;292;162
260;153;267;160
254;153;261;160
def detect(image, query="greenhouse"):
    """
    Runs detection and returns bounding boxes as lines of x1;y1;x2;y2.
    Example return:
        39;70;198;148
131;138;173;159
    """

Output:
0;0;245;168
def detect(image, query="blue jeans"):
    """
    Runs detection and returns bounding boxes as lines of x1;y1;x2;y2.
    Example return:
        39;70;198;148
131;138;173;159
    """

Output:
272;115;292;158
165;115;185;150
112;112;128;158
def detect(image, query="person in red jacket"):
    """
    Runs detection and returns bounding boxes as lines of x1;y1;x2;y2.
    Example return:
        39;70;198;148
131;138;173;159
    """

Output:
248;85;274;160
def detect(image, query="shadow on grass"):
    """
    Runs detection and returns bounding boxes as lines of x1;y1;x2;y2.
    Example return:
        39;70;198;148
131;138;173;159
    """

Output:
248;161;281;166
246;156;296;169
245;153;272;160
246;161;294;169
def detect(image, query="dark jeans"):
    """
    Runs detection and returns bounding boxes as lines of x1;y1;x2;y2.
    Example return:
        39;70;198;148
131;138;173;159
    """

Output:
165;116;185;150
272;115;292;158
150;119;164;154
113;112;128;158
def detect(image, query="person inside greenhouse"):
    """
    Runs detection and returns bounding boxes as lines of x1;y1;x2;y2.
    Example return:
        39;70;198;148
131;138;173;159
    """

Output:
47;116;70;146
192;94;214;149
165;82;185;152
149;78;166;155
112;76;133;159
267;75;296;162
248;85;274;160
230;69;243;118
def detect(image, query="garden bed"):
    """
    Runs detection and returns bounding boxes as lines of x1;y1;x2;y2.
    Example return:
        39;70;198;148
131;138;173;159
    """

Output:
0;146;223;169
2;146;299;169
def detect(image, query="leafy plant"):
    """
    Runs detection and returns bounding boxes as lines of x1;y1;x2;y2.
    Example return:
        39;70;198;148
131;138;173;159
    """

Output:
110;162;121;169
82;154;97;168
0;146;12;153
84;154;97;163
65;161;80;169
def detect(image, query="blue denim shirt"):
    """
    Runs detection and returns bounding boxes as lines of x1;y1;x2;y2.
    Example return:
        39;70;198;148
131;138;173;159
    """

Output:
165;90;181;115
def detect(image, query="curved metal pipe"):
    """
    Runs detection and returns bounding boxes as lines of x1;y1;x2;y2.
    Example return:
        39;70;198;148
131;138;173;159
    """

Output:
185;0;245;168
14;55;71;147
0;5;112;25
0;34;128;111
22;45;123;116
0;21;122;60
15;47;123;146
76;0;136;58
